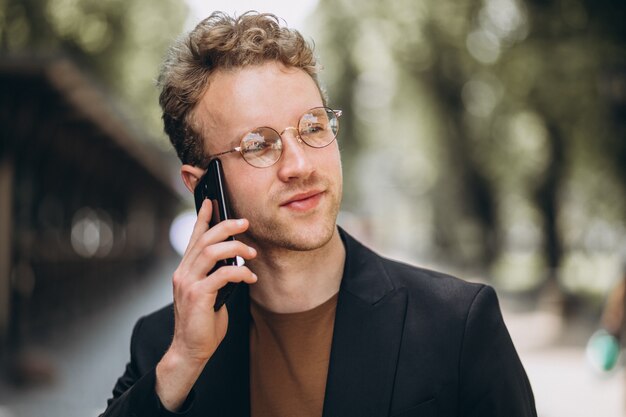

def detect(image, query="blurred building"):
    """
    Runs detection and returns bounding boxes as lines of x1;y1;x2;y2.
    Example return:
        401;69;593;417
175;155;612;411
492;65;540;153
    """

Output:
0;55;182;383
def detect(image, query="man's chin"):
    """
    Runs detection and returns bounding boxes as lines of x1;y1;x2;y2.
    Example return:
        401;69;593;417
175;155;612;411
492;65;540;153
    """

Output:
279;229;336;252
248;221;337;252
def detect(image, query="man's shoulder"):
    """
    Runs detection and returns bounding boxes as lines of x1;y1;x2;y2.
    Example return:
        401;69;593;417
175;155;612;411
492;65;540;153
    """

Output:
137;303;174;330
376;255;500;331
379;254;485;304
118;303;175;368
131;304;175;346
340;228;486;309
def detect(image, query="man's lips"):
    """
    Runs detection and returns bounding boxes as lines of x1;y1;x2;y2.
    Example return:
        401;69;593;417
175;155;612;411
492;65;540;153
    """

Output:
280;190;324;210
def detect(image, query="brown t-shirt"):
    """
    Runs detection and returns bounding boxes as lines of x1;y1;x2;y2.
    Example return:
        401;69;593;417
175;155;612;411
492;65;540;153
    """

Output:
250;293;339;417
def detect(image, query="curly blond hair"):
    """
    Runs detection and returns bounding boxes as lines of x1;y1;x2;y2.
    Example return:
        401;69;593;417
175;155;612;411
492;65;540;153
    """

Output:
158;11;325;167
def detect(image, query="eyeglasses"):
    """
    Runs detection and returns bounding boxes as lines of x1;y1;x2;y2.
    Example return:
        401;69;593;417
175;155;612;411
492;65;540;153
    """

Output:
207;107;342;168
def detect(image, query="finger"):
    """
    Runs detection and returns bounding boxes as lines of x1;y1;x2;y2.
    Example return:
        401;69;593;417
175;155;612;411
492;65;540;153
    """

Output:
180;217;249;274
185;199;213;256
188;240;257;281
195;265;258;294
200;218;250;245
184;219;250;267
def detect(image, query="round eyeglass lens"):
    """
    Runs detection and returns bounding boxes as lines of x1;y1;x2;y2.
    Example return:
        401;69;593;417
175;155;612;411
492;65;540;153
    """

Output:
241;128;283;167
299;107;339;148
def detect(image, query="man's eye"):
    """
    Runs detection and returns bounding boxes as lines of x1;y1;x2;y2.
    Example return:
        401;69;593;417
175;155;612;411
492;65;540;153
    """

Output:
244;140;270;153
302;124;326;135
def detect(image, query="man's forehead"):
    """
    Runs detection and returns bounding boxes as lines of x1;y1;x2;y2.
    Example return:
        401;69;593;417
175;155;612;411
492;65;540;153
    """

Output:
192;99;235;151
193;63;323;148
207;64;317;108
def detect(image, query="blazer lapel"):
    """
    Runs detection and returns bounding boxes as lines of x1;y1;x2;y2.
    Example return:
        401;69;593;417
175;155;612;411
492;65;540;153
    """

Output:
322;230;408;417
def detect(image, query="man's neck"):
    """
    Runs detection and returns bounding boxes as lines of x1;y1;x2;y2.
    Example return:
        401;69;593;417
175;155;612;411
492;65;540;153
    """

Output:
246;227;345;313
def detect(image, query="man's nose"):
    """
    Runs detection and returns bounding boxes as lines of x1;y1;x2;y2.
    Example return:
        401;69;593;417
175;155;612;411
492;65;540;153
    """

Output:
276;127;315;181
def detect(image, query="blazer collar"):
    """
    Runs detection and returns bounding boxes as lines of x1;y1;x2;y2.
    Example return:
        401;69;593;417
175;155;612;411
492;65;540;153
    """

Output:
337;226;397;304
323;228;408;417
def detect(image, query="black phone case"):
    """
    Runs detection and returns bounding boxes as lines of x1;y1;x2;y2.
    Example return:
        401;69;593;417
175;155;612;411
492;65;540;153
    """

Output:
193;158;239;311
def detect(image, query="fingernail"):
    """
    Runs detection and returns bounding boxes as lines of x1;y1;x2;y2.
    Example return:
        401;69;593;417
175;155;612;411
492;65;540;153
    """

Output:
248;246;256;256
237;219;245;226
252;273;258;280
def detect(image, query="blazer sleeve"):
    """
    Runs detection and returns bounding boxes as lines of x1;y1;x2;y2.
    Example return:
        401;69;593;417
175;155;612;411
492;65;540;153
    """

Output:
99;317;194;417
458;285;537;417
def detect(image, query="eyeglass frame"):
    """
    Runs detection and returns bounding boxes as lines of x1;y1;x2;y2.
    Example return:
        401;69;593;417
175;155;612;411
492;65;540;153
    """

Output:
205;106;342;168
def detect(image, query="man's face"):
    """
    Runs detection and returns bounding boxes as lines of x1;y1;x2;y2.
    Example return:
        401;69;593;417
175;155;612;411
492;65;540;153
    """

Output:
193;61;343;252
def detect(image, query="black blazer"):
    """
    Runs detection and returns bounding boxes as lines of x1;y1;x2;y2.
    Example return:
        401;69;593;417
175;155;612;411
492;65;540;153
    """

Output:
102;229;536;417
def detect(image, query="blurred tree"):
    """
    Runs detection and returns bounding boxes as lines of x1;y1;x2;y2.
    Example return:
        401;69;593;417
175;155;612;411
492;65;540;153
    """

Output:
500;0;626;297
0;0;187;144
313;0;626;301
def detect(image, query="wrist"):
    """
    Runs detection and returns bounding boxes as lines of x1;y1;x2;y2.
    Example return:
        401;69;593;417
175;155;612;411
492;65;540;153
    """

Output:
162;344;208;370
155;348;207;412
167;340;212;369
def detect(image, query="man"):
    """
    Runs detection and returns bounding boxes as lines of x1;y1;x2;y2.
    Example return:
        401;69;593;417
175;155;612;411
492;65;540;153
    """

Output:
102;11;537;417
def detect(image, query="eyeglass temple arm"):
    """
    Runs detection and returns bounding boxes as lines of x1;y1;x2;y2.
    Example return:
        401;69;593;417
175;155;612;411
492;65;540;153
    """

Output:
207;147;242;159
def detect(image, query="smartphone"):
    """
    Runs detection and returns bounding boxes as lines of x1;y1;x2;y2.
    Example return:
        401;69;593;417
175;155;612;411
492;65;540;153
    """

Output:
193;158;239;311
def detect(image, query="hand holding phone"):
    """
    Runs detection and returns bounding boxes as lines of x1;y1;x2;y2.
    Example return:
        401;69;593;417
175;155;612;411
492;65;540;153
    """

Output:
193;158;241;311
156;188;257;411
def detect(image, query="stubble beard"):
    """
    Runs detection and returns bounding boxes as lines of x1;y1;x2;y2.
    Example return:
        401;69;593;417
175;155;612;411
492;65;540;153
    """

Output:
232;179;342;252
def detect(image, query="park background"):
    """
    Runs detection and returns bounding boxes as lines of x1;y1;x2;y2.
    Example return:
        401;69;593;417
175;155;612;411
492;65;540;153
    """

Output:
0;0;625;415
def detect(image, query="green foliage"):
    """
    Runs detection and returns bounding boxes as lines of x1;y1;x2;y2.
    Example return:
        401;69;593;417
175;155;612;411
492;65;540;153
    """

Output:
312;0;626;295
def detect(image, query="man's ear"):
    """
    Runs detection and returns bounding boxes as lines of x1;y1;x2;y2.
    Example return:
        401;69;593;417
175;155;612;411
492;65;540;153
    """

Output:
181;164;206;193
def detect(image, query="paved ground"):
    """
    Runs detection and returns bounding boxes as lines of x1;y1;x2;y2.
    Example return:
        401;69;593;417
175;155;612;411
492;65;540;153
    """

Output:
505;306;625;417
0;258;623;417
0;257;176;417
